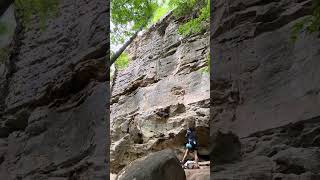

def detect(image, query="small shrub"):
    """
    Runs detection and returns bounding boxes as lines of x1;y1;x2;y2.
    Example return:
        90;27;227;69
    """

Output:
115;52;129;70
14;0;59;31
170;0;209;36
291;0;320;42
200;53;210;74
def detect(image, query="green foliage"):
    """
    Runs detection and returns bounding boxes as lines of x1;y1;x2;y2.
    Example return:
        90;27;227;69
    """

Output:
291;0;320;42
14;0;59;30
115;52;129;70
170;0;209;36
200;53;210;73
169;0;198;17
151;0;171;24
111;0;157;30
0;22;7;35
111;0;159;45
110;0;209;63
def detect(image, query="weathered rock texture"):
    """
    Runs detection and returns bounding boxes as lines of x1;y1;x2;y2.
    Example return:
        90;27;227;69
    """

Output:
110;13;210;173
211;0;320;179
116;149;186;180
0;1;108;179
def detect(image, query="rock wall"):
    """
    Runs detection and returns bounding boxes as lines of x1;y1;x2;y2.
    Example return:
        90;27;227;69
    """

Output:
110;14;210;173
211;0;320;179
0;1;108;179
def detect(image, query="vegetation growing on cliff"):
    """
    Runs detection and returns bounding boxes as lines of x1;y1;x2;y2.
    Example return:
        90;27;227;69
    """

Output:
200;53;210;73
115;52;129;70
151;0;171;24
111;0;210;67
111;0;158;65
291;0;320;41
170;0;209;36
14;0;59;30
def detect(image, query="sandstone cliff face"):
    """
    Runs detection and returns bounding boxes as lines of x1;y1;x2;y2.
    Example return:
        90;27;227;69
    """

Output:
0;1;108;179
211;0;320;179
110;14;210;173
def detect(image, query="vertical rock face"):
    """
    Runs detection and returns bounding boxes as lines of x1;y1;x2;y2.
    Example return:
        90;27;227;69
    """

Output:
110;14;210;173
0;1;108;179
0;4;16;113
211;0;320;179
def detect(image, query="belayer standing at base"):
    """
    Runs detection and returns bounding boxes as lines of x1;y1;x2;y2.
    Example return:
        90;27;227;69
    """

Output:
180;121;199;168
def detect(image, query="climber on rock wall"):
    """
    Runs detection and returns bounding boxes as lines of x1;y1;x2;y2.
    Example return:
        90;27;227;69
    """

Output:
180;120;199;169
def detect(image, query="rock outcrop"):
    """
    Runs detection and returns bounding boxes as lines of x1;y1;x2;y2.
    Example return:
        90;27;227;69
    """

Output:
116;149;186;180
0;1;108;179
185;168;210;180
185;161;210;180
211;0;320;179
110;13;210;173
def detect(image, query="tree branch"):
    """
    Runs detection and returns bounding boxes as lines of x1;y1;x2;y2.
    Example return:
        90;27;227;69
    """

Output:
110;28;141;66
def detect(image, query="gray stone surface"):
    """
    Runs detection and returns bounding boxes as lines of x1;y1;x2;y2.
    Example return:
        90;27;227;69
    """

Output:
116;149;186;180
110;14;210;173
0;1;108;179
211;0;320;179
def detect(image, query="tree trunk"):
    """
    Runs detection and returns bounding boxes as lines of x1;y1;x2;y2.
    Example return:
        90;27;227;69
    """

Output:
110;29;141;66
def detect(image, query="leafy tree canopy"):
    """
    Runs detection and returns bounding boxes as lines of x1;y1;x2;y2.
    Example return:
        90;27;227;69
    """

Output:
172;0;209;36
115;52;129;70
111;0;159;45
110;0;209;71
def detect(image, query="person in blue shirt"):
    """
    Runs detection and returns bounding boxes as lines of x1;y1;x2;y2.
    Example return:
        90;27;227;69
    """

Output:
180;122;199;168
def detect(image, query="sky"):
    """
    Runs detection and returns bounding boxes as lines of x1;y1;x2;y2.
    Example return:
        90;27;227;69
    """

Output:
110;0;172;77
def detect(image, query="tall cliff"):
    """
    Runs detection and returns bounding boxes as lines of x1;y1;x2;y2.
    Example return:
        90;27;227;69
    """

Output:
0;1;108;179
211;0;320;179
110;14;210;173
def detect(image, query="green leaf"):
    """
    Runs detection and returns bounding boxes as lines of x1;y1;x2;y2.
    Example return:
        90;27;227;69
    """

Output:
171;0;209;36
14;0;59;31
291;0;320;42
115;52;129;70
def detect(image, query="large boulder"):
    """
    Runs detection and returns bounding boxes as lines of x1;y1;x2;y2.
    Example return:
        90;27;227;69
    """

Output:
116;149;186;180
185;168;210;180
210;131;241;164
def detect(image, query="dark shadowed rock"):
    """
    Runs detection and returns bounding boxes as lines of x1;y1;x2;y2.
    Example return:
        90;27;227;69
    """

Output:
0;0;13;16
211;0;320;179
0;0;108;179
116;149;186;180
211;131;241;164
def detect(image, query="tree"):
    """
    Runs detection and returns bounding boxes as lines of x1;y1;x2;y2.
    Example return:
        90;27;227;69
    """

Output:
169;0;209;36
110;0;158;65
110;0;210;67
